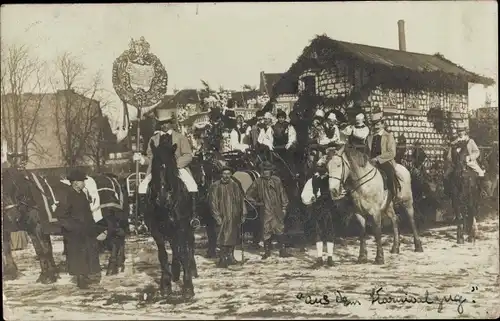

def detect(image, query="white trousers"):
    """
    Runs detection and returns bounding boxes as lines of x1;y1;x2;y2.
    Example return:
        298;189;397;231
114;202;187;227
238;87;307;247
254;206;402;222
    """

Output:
467;161;485;177
138;168;198;194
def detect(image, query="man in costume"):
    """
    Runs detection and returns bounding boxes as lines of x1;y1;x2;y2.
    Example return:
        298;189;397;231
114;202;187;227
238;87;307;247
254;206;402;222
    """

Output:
246;161;292;259
209;166;247;268
136;108;198;215
365;111;400;198
272;109;297;174
230;115;252;152
344;113;370;149
53;169;101;289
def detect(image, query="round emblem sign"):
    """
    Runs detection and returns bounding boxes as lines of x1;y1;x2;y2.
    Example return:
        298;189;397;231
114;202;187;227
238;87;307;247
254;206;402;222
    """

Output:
112;37;168;108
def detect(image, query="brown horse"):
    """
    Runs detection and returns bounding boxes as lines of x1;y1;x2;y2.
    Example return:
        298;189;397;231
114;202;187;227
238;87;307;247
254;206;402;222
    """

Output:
447;143;481;244
144;136;196;298
2;168;129;283
327;144;423;265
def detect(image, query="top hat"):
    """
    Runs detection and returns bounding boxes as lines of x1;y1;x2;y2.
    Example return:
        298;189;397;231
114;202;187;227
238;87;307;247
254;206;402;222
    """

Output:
155;108;175;124
67;169;87;182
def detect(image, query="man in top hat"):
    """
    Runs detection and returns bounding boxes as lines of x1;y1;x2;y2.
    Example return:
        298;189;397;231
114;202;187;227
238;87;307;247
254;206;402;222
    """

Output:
366;111;401;198
53;169;101;289
246;161;292;259
230;115;252;152
272;109;297;173
445;121;485;178
208;165;247;268
136;108;198;209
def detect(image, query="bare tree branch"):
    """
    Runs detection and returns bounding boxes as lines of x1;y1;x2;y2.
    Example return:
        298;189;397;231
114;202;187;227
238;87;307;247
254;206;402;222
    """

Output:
0;43;49;167
51;52;105;169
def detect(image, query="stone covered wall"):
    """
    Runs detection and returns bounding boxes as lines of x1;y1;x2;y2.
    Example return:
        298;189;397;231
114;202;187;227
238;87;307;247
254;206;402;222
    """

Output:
298;59;470;169
368;85;469;165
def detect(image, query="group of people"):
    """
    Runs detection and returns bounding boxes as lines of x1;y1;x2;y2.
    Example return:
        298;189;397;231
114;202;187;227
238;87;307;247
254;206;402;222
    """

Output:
4;97;490;288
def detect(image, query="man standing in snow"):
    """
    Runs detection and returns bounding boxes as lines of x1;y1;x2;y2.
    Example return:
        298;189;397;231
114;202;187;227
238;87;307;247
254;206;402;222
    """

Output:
209;166;247;268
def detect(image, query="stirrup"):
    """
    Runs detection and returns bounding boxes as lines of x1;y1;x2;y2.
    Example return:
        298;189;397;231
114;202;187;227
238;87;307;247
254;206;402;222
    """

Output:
190;217;201;229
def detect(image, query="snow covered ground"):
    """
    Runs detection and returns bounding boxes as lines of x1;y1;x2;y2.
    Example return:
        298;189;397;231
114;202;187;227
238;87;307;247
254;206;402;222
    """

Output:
3;219;500;320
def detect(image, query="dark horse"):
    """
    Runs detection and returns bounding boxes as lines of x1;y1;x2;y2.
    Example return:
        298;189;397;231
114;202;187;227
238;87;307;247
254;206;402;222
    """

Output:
447;142;481;244
2;167;129;283
144;135;196;298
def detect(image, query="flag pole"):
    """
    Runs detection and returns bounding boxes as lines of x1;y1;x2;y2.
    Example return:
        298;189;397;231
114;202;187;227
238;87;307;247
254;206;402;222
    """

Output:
134;107;142;233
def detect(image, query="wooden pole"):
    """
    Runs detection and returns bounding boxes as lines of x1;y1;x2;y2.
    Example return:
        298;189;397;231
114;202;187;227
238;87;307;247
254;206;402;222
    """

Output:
134;107;142;232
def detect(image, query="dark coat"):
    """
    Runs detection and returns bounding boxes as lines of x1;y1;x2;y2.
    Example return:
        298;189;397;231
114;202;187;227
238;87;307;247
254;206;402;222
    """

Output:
54;186;100;276
209;179;246;246
246;175;289;240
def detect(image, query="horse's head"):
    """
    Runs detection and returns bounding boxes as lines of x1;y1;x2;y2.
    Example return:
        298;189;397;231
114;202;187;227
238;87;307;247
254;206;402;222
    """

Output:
327;144;374;198
1;168;29;214
150;136;179;207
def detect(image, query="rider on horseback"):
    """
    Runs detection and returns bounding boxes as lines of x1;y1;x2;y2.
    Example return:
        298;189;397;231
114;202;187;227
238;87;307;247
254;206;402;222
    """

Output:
445;121;485;177
136;109;198;215
366;110;401;198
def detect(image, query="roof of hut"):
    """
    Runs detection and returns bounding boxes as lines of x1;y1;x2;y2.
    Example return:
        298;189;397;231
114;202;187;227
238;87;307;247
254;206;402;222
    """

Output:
273;35;495;96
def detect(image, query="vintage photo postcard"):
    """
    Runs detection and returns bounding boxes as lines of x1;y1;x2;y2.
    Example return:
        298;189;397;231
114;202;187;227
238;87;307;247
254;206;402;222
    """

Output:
1;2;498;320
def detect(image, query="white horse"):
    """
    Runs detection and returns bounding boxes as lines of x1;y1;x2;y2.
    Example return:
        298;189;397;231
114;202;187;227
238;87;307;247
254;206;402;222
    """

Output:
327;144;423;265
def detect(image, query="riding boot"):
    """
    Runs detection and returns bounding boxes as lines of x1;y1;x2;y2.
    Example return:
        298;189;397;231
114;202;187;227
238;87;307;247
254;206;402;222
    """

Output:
261;239;272;259
278;234;292;258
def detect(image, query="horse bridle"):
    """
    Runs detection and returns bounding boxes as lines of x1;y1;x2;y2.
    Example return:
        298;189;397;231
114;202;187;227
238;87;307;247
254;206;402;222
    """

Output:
328;151;378;194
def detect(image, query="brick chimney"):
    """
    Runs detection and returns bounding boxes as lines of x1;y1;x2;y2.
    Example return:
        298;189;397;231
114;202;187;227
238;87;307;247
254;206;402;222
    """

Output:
398;20;406;51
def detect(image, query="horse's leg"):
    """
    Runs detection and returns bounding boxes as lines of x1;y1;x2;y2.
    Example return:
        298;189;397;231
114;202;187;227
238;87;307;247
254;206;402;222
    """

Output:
371;211;385;265
355;213;368;264
402;200;424;252
386;205;400;254
171;239;181;283
190;232;198;278
205;214;217;258
2;222;20;280
454;197;465;244
179;232;195;299
27;225;58;283
150;226;172;296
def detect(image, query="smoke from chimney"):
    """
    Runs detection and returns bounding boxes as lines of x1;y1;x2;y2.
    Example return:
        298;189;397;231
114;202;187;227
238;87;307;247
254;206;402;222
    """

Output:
398;20;406;51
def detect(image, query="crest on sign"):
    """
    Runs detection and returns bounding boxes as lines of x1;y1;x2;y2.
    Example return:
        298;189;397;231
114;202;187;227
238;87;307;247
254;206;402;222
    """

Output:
112;37;168;108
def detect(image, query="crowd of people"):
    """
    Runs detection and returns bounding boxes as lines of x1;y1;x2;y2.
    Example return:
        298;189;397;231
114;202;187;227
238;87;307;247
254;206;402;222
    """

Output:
2;98;491;288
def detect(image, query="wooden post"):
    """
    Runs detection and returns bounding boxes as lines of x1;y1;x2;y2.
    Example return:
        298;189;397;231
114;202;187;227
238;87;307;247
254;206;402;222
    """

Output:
134;107;142;231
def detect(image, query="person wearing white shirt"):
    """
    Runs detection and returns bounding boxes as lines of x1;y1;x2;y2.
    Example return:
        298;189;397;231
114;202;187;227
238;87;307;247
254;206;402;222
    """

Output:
343;113;370;150
272;109;297;173
257;112;275;161
230;115;252;152
316;112;341;167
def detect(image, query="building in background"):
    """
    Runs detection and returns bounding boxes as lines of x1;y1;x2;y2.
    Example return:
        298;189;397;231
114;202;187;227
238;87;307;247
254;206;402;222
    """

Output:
1;90;104;169
272;20;494;168
260;71;298;115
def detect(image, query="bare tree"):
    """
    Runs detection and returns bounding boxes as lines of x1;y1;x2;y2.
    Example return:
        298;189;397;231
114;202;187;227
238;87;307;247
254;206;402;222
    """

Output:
51;52;105;168
0;43;49;166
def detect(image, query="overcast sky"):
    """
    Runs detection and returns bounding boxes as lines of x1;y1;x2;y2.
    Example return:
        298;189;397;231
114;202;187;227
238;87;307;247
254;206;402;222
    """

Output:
1;2;497;125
